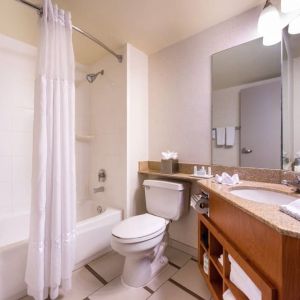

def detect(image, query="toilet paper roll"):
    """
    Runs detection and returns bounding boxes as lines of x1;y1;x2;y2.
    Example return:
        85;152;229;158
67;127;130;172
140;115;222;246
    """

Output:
190;196;208;214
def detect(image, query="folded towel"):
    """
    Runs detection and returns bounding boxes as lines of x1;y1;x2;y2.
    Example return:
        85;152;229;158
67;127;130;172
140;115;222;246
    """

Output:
280;199;300;221
216;127;225;146
215;172;240;185
161;150;178;160
226;127;235;146
223;289;236;300
218;254;224;266
229;255;262;300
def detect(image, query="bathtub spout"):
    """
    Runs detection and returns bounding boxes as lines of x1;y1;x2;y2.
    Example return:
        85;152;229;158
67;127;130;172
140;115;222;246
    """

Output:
93;186;105;193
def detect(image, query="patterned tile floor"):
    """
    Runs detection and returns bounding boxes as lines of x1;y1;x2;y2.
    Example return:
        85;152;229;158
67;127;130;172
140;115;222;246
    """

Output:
20;246;212;300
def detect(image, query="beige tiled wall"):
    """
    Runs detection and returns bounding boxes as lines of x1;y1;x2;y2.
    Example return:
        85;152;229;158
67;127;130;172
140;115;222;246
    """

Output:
75;64;93;204
0;33;94;217
89;48;127;212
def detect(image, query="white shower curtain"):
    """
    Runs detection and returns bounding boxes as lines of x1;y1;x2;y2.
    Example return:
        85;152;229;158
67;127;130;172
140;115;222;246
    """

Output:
25;0;76;299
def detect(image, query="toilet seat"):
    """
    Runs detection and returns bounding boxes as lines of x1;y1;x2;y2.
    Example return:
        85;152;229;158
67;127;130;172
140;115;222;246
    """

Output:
112;213;168;244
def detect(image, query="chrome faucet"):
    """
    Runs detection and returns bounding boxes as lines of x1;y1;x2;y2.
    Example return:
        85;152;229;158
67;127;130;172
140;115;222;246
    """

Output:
281;176;300;193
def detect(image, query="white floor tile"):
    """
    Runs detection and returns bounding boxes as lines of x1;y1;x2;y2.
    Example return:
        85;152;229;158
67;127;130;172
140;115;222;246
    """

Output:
146;264;178;292
165;246;191;267
89;276;150;300
58;267;104;300
88;251;124;282
171;260;211;300
148;281;197;300
19;268;104;300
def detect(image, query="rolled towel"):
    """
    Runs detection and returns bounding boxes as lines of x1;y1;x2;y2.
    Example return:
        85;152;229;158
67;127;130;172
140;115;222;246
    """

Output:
223;289;236;300
215;172;240;185
280;199;300;221
229;255;262;300
218;254;224;266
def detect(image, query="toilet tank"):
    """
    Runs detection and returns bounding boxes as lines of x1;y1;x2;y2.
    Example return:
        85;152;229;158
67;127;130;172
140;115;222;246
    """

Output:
143;180;190;221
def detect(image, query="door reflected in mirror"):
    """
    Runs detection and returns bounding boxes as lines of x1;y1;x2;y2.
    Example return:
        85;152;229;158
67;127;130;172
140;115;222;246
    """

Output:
211;37;282;169
282;29;300;171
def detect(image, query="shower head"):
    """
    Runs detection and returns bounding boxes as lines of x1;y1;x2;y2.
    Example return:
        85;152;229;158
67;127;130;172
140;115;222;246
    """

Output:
86;70;104;83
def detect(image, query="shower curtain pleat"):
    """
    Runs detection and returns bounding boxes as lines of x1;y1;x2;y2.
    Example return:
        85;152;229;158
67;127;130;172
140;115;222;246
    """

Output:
25;0;76;299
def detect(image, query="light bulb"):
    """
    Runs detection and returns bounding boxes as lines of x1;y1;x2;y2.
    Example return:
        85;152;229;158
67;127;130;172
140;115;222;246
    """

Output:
263;30;282;46
257;2;281;36
281;0;300;13
288;15;300;34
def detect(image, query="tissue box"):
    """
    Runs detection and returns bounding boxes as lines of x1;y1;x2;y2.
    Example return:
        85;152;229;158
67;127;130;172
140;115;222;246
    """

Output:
160;159;179;174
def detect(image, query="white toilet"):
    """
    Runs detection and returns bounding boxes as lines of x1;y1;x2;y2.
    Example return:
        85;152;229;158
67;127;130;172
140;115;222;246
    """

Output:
111;179;190;287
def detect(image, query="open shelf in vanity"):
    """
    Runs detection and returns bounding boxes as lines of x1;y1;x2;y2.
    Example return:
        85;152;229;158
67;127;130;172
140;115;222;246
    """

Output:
198;214;276;300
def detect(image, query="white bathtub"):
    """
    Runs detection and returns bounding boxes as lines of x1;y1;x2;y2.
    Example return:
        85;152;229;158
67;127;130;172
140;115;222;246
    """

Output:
0;201;122;300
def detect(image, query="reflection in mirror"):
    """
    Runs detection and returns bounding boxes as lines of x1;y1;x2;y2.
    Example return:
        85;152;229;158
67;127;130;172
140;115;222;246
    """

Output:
282;29;300;171
212;37;281;169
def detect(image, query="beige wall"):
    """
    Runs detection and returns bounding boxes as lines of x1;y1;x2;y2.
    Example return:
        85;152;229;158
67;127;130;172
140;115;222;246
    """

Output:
126;44;149;217
149;7;262;248
149;7;261;164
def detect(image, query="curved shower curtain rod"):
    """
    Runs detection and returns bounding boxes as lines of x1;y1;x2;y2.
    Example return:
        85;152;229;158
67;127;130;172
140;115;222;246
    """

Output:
16;0;123;63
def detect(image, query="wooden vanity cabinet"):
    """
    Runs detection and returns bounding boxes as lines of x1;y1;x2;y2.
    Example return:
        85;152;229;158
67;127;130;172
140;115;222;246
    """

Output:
198;214;276;300
198;190;300;300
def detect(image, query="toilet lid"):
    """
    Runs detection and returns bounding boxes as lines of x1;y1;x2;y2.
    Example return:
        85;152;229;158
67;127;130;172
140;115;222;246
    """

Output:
112;213;167;239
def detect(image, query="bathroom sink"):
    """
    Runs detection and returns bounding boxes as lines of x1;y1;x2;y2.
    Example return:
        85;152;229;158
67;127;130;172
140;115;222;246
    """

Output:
230;188;297;205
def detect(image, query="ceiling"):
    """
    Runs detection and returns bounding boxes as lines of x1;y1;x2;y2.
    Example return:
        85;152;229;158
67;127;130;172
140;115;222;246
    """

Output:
212;38;281;90
0;0;264;64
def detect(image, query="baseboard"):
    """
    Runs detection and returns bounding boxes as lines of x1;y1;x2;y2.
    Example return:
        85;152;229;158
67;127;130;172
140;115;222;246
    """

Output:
169;239;198;259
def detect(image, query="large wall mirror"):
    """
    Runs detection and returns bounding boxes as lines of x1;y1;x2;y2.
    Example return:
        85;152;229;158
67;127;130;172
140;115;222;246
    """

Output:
212;32;300;171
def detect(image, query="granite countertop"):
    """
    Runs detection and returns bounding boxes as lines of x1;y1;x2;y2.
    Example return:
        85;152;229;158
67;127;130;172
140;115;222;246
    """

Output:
198;179;300;238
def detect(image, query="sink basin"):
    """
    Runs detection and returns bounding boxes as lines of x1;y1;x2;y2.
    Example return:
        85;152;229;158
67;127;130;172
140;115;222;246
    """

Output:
230;188;297;205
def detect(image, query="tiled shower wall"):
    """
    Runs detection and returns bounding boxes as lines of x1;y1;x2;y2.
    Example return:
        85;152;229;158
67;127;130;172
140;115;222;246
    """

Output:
0;33;92;218
0;34;35;217
89;49;127;211
75;65;92;204
0;34;147;220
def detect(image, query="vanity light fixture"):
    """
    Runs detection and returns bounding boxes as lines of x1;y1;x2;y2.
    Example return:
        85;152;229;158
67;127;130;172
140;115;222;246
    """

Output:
257;0;282;46
281;0;300;13
288;15;300;34
258;0;300;45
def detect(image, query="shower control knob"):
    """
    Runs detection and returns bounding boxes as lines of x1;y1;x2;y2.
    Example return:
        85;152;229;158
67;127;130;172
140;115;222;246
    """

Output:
98;169;106;182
